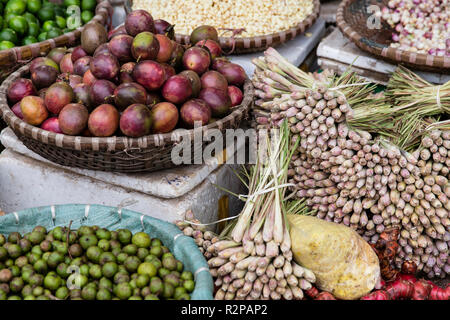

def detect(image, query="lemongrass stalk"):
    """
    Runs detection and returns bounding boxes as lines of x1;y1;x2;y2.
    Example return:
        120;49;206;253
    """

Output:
273;255;285;268
232;278;245;289
210;268;218;278
299;279;312;290
291;286;304;300
265;240;279;258
287;274;298;287
254;231;264;244
218;247;244;259
257;257;270;268
208;257;228;267
263;284;271;298
248;258;259;272
231;269;246;280
236;256;259;270
262;203;275;242
245;271;257;283
280;218;291;253
218;262;235;276
249;192;274;239
270;145;284;244
283;260;293;276
229;251;249;264
209;240;240;253
256;265;268;277
224;292;235;300
215;289;226;300
266;264;276;278
242;282;253;295
292;263;305;278
303;268;316;283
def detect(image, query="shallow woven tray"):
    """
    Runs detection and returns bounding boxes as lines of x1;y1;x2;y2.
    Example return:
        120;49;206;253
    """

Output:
124;0;320;54
0;64;253;173
336;0;450;74
0;0;112;83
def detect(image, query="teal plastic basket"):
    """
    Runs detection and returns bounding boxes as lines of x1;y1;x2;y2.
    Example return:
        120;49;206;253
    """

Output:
0;204;213;300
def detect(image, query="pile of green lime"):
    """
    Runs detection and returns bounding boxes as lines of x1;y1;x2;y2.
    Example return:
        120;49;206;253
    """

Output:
0;0;97;50
0;225;195;300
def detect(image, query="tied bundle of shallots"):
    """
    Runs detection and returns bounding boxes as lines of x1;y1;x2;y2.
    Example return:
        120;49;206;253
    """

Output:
250;48;449;279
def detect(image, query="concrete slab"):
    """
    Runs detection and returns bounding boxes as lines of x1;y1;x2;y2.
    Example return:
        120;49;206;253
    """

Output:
317;28;450;85
230;18;327;77
0;128;243;199
0;149;246;226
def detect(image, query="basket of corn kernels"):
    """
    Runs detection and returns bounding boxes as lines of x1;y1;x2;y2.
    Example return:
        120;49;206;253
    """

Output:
125;0;321;54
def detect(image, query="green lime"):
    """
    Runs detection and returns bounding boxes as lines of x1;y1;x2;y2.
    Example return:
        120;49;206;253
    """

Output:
22;35;36;44
0;40;14;49
137;262;157;277
9;16;28;35
55;286;69;299
23;12;38;25
37;31;46;41
64;0;80;7
27;22;39;36
54;6;64;17
80;10;92;24
5;0;26;15
132;232;151;249
37;6;54;21
55;15;66;28
4;12;18;23
46;28;62;38
42;20;57;32
81;0;94;10
43;273;62;291
41;1;53;9
0;28;18;44
96;288;111;300
26;0;40;13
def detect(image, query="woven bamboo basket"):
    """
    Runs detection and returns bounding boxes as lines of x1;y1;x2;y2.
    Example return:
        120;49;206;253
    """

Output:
124;0;321;54
0;0;112;83
0;0;112;144
0;64;253;173
336;0;450;73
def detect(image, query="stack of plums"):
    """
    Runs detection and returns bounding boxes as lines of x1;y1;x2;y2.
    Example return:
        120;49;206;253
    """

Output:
6;10;247;138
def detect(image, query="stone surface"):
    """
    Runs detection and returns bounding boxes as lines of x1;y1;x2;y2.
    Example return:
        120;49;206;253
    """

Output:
320;0;340;23
230;18;326;77
0;149;246;226
317;28;450;85
0;128;243;199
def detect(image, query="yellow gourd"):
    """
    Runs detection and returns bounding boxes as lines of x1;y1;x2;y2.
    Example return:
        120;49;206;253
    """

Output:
288;215;380;300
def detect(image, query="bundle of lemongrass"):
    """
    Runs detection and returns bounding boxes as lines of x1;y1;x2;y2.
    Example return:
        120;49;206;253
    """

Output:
250;48;450;279
382;66;450;151
205;122;317;300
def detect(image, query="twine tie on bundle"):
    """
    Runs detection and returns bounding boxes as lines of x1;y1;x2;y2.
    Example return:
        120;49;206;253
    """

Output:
183;183;295;227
